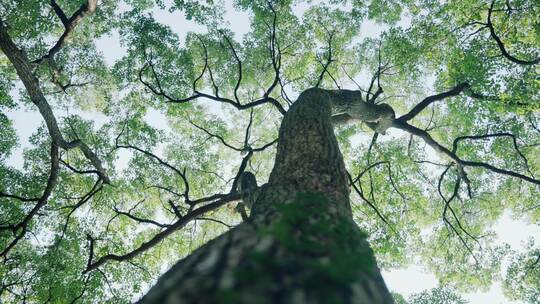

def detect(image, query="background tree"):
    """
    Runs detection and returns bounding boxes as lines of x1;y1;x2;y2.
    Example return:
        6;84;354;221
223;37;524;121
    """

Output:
406;287;468;304
0;0;539;303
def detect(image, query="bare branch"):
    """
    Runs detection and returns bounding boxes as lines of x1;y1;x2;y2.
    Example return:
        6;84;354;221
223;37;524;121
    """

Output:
437;167;480;264
264;2;281;98
366;43;385;104
83;191;240;273
113;206;170;228
190;118;277;153
138;58;286;114
453;132;533;176
352;161;387;184
348;172;392;229
196;217;233;228
218;30;243;103
189;120;242;152
115;142;190;203
244;109;254;149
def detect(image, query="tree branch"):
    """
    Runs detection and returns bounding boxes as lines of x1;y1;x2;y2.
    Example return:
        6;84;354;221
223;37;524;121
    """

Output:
50;0;69;26
486;0;539;65
0;21;110;183
138;36;286;115
34;0;99;64
452;132;533;176
83;192;240;273
315;30;335;88
0;143;59;258
392;119;540;185
398;83;469;122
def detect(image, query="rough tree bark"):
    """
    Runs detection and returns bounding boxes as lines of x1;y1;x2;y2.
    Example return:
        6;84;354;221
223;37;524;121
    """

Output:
138;88;394;304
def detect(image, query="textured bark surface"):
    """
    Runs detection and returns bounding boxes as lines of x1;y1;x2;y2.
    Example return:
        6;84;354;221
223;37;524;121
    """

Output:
328;89;395;133
138;88;394;304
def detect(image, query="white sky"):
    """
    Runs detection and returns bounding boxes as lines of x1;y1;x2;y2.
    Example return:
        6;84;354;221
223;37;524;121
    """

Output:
3;1;539;303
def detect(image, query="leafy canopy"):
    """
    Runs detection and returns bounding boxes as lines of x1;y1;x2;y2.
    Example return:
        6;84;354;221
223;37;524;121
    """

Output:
0;0;539;303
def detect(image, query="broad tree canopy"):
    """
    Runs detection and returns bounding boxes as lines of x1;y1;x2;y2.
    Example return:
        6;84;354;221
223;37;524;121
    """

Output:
0;0;539;303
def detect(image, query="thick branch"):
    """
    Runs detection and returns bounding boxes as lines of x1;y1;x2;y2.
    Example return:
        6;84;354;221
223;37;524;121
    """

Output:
50;0;69;26
0;21;110;183
398;83;469;122
392;119;540;185
34;0;98;64
83;148;260;271
83;193;240;273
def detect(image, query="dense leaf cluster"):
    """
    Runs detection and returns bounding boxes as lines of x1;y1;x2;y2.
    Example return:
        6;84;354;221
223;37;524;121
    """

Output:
0;0;538;303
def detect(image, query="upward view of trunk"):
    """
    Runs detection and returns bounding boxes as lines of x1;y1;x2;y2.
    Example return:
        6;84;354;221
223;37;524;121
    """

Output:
139;88;394;304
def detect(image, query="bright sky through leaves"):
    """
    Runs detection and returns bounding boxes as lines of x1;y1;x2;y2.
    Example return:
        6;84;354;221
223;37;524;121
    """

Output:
1;0;539;303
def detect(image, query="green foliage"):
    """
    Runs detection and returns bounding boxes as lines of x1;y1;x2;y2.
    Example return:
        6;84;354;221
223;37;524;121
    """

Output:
503;239;540;303
0;0;539;302
392;292;408;304
407;286;469;304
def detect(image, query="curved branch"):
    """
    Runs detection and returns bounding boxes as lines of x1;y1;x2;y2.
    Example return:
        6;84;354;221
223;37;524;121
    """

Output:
486;0;539;65
113;206;170;228
189;120;242;152
398;83;469;122
138;61;286;114
115;142;190;203
0;21;110;183
453;132;533;176
82;146;261;271
347;172;392;229
264;2;281;98
315;30;335;88
218;31;242;104
438;168;479;263
0;143;59;258
83;192;240;273
392;120;540;185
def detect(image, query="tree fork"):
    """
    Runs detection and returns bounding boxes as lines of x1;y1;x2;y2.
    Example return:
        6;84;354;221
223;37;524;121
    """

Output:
138;88;394;304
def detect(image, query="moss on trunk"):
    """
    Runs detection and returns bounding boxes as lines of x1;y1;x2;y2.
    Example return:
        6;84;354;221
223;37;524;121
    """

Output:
138;88;394;304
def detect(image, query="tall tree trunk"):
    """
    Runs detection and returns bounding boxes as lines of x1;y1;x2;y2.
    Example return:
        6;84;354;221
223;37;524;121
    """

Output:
138;88;394;304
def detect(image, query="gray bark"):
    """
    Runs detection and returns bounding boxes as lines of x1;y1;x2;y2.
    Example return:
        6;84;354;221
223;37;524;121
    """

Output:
138;88;394;304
